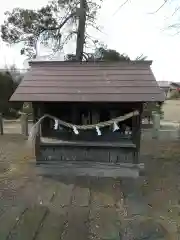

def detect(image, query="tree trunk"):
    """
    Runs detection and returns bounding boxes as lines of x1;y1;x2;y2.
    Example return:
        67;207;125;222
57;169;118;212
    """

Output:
76;0;87;61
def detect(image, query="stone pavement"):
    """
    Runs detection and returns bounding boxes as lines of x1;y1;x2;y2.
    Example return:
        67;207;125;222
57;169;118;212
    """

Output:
0;175;168;240
0;135;179;239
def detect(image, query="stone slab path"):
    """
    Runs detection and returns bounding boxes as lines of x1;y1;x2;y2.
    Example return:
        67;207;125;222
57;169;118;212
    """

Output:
0;135;179;239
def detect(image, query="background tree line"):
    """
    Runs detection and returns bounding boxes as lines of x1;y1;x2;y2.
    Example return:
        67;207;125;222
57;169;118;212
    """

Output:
0;67;23;118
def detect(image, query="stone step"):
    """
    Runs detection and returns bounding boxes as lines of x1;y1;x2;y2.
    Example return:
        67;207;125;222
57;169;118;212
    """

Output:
33;161;144;178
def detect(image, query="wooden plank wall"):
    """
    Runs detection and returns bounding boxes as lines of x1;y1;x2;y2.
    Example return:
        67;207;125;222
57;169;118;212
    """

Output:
33;102;143;165
37;145;136;164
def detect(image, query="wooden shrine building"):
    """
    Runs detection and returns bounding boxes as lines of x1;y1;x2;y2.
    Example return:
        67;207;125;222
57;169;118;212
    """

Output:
10;61;164;177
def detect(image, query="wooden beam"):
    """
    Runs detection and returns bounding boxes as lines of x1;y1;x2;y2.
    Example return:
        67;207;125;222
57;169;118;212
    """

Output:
40;140;136;148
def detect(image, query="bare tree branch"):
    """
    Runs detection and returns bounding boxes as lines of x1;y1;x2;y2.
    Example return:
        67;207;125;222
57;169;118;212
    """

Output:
172;5;180;16
59;31;77;48
41;11;76;31
112;0;131;16
148;0;169;14
87;20;107;35
168;23;180;29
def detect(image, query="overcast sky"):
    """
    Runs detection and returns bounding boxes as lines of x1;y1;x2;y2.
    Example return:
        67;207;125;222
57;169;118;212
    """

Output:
0;0;180;81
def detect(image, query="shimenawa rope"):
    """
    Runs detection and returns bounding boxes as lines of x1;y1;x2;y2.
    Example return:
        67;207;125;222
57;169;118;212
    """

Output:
28;110;139;147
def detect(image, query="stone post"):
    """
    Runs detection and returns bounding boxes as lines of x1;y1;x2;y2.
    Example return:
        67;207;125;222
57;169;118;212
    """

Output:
178;122;180;140
152;112;160;139
20;113;28;137
0;113;3;135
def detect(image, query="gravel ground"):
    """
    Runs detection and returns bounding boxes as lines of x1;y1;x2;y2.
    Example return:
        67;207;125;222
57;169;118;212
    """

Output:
0;135;179;239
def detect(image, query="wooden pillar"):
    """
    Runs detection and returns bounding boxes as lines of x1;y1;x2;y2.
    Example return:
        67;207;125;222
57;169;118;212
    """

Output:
32;103;37;124
32;103;43;163
0;113;3;135
33;103;44;135
35;124;41;164
32;103;43;123
71;104;78;141
178;122;180;140
132;104;143;164
72;105;77;124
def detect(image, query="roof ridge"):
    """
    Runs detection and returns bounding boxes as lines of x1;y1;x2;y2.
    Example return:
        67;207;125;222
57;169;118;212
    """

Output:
29;60;152;66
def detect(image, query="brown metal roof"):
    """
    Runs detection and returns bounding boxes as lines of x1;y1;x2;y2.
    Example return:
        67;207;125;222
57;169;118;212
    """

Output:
10;61;164;102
